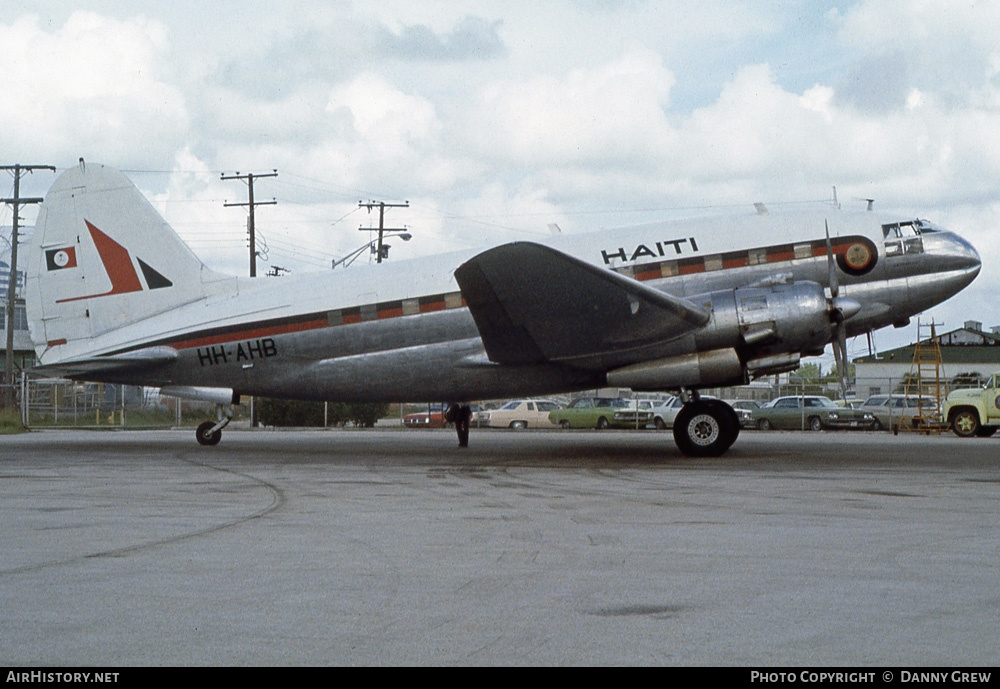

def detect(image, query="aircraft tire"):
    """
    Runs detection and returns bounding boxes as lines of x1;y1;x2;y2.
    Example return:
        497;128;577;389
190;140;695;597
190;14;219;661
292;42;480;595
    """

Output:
673;400;739;457
196;421;222;446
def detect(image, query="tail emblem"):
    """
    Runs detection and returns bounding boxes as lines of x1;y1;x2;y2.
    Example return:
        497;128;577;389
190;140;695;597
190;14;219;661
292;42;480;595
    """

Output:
56;220;173;303
45;247;78;270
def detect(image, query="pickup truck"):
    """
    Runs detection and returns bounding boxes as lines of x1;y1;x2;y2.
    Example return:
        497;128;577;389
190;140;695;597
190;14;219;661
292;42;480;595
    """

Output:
941;372;1000;437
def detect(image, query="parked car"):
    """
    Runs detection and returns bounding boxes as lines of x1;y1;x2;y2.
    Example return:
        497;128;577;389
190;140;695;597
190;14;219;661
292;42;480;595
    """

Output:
403;404;448;428
722;399;761;428
609;400;656;429
549;397;638;429
481;399;562;429
860;394;939;431
753;395;876;431
649;395;718;429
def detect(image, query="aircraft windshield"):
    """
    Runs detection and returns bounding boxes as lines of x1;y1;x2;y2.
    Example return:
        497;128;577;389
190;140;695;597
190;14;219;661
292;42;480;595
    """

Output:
883;220;924;257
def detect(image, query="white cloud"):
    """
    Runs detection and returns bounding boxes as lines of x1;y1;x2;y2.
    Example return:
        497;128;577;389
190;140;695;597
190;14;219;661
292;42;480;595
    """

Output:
467;46;676;169
0;12;188;165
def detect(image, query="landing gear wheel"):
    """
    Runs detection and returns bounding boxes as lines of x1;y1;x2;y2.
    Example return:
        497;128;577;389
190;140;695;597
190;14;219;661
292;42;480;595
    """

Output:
196;421;222;446
673;399;739;457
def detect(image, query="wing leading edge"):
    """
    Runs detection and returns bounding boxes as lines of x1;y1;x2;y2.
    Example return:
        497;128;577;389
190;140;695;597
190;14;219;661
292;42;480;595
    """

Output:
454;242;710;367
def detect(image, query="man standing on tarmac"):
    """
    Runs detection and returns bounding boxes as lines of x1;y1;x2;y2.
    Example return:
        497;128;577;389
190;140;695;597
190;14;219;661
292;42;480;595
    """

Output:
446;403;473;448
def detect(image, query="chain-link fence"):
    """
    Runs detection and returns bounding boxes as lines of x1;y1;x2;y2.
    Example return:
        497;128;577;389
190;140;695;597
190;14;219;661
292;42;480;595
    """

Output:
17;377;217;429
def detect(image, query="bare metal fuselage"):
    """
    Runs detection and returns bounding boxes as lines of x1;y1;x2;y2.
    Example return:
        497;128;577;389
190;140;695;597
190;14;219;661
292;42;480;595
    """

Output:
78;215;980;403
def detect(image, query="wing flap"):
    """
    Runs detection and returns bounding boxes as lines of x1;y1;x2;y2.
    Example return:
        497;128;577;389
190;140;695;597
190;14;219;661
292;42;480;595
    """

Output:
454;242;710;366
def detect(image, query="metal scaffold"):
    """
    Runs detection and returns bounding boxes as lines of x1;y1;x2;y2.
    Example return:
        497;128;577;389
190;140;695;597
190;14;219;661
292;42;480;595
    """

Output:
901;320;949;434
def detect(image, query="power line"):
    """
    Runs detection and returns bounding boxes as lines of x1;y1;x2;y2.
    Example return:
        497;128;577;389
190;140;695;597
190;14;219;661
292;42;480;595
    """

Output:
359;200;409;264
1;163;55;408
221;170;277;278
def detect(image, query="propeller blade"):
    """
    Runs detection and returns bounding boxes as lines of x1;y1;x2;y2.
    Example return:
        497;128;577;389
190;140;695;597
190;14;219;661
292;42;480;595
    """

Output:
836;325;849;400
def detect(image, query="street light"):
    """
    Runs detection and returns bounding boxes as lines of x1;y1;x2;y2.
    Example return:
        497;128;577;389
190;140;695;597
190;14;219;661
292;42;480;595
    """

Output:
331;232;412;269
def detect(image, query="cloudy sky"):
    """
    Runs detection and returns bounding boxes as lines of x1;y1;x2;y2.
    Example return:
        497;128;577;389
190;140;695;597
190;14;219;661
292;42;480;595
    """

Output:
2;0;999;359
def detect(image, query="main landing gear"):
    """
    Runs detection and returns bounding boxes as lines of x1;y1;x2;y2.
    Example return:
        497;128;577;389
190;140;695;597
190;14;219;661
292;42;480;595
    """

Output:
672;398;740;457
196;402;236;446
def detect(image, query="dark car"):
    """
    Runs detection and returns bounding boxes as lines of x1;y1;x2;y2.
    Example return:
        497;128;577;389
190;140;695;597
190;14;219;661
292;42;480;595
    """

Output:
754;395;876;431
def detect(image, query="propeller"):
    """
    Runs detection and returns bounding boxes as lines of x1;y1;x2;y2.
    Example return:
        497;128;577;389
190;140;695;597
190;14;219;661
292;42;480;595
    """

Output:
825;221;859;401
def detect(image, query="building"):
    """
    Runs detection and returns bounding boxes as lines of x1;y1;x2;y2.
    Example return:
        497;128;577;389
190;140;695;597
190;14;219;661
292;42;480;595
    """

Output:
853;320;1000;399
1;230;37;380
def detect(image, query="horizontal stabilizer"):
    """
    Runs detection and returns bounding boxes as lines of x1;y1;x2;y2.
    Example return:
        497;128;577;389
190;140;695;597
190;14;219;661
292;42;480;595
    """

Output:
454;242;710;366
30;346;178;379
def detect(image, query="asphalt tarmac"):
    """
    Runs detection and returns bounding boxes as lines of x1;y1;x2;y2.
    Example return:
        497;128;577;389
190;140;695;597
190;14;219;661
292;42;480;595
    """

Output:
1;427;997;666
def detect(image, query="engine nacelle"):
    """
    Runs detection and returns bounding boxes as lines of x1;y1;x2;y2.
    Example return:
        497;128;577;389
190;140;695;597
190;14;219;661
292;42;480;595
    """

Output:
607;348;744;391
712;281;836;358
605;281;843;390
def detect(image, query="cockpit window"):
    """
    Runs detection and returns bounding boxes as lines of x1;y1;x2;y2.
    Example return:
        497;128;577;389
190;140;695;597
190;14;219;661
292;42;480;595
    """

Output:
882;220;923;238
883;220;924;256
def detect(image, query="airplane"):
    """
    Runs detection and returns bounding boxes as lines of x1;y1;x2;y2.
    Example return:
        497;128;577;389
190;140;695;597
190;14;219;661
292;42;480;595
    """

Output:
23;161;981;456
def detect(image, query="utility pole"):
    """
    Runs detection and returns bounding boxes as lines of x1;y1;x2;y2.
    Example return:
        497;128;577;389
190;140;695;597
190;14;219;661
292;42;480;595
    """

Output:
1;164;55;409
222;171;277;277
359;200;409;263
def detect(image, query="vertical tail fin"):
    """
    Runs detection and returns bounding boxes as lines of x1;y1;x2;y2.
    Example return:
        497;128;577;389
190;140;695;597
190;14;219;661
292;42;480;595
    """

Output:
25;163;233;361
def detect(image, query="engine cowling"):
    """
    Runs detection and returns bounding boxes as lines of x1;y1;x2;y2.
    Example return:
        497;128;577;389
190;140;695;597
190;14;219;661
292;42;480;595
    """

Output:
730;281;840;357
605;281;856;390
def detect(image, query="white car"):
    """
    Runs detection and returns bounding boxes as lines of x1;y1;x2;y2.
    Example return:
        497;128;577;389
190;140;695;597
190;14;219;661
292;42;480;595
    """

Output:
650;395;725;429
481;399;562;429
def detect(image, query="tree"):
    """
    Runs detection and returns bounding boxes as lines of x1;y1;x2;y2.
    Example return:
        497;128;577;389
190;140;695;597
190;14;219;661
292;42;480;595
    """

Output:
951;372;984;389
256;399;390;427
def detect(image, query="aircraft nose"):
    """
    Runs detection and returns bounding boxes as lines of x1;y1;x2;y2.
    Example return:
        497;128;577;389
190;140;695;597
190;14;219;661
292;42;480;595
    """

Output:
947;231;981;277
924;229;981;276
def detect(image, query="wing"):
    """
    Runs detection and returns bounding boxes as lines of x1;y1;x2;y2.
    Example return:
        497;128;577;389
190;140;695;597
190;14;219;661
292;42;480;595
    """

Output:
454;242;710;367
